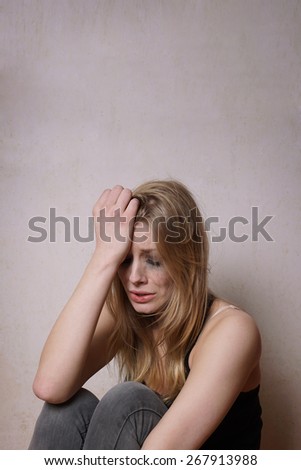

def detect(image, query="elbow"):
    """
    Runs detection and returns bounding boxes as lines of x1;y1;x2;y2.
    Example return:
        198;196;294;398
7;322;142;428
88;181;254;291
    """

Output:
32;375;71;404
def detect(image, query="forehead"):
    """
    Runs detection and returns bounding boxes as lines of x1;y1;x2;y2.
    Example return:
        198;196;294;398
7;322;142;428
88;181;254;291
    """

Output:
131;221;158;251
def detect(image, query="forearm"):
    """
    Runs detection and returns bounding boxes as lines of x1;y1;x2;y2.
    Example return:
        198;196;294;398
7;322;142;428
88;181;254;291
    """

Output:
33;251;117;403
33;186;139;403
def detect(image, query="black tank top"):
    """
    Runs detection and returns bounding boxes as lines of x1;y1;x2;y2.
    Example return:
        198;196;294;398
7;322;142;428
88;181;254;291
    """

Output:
181;295;263;450
199;385;262;450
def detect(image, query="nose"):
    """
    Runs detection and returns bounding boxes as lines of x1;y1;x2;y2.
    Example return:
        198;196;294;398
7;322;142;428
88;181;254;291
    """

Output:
128;260;147;285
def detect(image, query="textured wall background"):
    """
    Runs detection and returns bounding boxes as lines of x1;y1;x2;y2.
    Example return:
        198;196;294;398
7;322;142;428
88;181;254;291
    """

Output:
0;0;300;449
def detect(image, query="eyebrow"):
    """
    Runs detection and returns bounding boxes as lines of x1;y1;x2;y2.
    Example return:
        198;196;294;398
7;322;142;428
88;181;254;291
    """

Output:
139;248;157;254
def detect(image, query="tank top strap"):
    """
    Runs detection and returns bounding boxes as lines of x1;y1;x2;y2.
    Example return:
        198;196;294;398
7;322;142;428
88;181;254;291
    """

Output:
184;303;240;377
209;304;239;320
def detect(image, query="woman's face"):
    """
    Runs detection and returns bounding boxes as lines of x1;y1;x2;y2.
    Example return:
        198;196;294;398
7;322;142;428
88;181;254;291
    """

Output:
118;223;173;315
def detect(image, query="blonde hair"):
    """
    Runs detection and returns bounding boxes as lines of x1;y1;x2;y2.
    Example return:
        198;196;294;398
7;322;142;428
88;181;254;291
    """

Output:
106;180;212;402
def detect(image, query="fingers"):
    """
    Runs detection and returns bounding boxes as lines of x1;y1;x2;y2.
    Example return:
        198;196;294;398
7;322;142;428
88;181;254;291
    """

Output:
93;185;139;217
92;186;140;260
114;187;133;213
105;185;125;206
94;185;123;209
125;196;140;218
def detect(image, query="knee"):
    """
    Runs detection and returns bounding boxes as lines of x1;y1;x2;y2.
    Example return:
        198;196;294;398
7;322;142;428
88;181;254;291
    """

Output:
99;381;164;414
34;388;98;431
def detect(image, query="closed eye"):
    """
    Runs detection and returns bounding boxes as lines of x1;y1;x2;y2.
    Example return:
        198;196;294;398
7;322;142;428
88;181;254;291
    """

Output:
146;258;161;267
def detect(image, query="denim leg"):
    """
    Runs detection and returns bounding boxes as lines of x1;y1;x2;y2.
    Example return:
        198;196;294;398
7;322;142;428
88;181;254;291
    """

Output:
28;388;99;449
84;382;168;450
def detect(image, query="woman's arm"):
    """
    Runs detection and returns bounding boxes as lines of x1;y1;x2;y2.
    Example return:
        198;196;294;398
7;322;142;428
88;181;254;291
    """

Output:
32;186;139;404
142;310;261;449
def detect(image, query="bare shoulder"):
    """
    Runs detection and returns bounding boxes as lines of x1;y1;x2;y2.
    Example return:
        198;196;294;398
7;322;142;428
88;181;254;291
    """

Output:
206;300;260;335
189;300;261;370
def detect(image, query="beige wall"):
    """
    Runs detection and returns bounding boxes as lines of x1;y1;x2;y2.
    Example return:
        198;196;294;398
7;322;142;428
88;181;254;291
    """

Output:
1;0;300;449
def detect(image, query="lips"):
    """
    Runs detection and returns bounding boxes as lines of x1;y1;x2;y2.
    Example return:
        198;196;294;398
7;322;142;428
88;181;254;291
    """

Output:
128;291;156;303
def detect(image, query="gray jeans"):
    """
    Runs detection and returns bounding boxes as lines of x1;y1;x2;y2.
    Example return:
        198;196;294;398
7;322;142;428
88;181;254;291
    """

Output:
28;382;168;450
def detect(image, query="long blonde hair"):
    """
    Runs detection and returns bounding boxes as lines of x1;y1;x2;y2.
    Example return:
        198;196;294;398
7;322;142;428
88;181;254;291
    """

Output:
106;180;212;402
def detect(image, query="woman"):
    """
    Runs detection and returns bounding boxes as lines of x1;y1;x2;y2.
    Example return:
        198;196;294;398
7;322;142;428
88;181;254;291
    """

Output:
29;180;262;450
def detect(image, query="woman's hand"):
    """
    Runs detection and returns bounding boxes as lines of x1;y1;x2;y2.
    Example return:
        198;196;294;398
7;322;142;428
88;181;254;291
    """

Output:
92;185;140;265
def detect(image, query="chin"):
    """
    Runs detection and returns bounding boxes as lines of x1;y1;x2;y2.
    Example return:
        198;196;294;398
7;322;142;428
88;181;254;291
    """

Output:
133;307;156;315
130;303;158;315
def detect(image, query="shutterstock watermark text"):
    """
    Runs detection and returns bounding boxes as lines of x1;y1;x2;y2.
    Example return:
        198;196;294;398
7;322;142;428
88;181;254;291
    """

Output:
27;207;274;244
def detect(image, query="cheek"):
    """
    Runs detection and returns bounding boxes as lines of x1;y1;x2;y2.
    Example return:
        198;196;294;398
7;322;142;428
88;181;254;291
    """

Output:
157;274;173;294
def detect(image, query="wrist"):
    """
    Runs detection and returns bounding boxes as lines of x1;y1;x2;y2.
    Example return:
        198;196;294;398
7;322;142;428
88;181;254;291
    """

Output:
87;248;121;277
